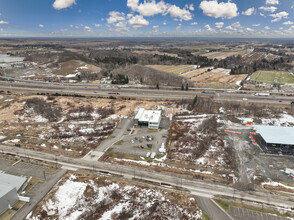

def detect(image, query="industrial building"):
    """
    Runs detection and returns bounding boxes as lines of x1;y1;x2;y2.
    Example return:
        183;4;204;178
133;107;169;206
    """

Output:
134;108;161;129
253;125;294;152
0;173;27;215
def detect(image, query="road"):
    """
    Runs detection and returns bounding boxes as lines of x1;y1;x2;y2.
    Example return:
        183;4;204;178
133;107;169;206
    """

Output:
0;80;293;105
195;196;234;220
0;144;294;210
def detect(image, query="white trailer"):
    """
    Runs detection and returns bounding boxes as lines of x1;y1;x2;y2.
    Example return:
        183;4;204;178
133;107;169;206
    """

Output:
254;92;270;96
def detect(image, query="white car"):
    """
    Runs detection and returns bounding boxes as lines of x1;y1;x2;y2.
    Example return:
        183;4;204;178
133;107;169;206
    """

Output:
131;140;134;144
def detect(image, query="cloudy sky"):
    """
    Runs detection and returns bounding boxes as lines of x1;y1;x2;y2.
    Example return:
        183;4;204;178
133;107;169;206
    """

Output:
0;0;293;38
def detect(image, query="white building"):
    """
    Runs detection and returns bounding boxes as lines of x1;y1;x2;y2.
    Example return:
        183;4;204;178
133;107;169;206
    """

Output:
134;108;161;129
0;173;28;215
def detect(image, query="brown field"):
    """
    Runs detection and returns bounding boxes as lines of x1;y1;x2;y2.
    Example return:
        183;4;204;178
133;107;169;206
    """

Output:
147;65;196;75
202;49;252;60
189;68;247;88
0;94;178;157
242;52;280;63
53;60;101;76
181;68;210;79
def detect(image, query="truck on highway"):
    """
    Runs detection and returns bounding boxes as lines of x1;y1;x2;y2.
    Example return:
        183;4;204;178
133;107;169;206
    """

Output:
254;92;270;96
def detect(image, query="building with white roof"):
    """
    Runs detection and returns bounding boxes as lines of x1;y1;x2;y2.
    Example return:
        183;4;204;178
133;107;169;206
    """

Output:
0;173;27;215
253;125;294;148
134;108;161;129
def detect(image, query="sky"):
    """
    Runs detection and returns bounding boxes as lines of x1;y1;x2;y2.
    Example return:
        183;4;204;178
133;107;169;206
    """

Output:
0;0;293;38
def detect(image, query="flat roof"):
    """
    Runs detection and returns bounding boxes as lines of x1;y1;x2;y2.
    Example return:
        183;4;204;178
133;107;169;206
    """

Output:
0;173;27;192
253;125;294;145
135;108;161;124
0;184;15;198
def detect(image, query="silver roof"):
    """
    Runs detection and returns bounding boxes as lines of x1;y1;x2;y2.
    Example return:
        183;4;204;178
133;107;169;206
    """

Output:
0;173;27;192
253;125;294;145
0;184;15;198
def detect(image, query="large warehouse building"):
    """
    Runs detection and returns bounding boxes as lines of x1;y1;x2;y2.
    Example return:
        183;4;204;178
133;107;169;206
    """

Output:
134;108;161;129
253;125;294;150
0;173;27;215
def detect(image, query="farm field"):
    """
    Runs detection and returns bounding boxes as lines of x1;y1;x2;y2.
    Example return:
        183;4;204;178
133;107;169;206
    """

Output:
181;68;210;78
147;65;196;75
202;49;252;60
250;71;294;84
188;68;246;89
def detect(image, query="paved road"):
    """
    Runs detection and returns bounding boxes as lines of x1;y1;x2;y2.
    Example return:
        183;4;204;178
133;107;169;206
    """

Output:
195;196;234;220
11;169;66;220
1;81;293;105
1;144;294;210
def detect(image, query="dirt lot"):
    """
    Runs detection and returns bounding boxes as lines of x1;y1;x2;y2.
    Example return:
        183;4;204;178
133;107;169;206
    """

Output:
27;171;202;220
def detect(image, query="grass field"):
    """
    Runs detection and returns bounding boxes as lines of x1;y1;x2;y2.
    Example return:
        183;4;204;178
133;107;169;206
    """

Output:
250;71;294;84
147;65;196;75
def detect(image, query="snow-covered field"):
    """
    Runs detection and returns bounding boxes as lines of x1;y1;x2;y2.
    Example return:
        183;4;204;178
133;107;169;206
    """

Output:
27;172;202;220
238;112;294;126
169;114;234;170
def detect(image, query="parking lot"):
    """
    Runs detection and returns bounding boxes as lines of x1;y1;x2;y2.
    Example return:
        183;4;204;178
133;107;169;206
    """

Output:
0;156;65;220
111;127;168;157
229;206;287;220
111;116;170;157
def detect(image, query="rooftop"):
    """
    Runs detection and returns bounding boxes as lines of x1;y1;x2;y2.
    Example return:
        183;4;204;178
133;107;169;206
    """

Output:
135;108;161;123
253;125;294;145
0;184;15;198
0;172;27;192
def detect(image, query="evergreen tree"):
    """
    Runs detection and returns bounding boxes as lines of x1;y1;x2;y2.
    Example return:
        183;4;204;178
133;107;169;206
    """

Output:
185;83;189;90
181;84;184;90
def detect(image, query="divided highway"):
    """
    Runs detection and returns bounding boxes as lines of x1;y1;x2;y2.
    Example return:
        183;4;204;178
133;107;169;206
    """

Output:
0;80;293;105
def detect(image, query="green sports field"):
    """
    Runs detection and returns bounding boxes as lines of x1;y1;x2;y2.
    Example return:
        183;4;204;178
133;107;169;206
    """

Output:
250;71;294;84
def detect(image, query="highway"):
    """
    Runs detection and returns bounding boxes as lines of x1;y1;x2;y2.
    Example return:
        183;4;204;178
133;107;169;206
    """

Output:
1;144;294;210
0;80;294;105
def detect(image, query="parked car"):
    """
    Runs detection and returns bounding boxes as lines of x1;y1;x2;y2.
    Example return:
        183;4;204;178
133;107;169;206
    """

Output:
291;101;294;105
131;140;134;144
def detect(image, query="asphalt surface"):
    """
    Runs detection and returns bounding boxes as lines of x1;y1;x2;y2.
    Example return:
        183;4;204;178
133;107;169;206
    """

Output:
1;80;294;105
12;169;66;220
229;206;287;220
1;144;294;210
195;196;234;220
